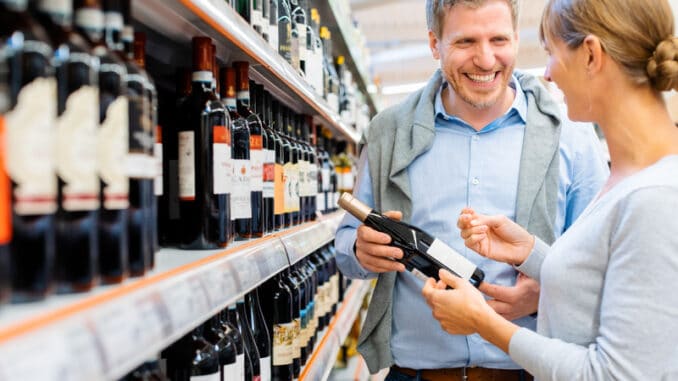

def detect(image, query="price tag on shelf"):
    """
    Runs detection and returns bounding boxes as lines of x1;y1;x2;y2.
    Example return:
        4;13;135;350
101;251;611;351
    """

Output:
161;276;211;330
62;320;106;379
231;253;259;292
202;263;238;308
0;329;73;381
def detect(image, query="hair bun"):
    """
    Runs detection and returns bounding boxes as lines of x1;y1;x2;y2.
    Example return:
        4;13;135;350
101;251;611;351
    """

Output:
647;36;678;91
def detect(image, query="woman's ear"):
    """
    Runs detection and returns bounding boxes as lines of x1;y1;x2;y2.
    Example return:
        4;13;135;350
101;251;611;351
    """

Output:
582;34;604;76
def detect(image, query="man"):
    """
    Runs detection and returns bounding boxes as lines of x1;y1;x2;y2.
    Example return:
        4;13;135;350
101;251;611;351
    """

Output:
334;0;609;380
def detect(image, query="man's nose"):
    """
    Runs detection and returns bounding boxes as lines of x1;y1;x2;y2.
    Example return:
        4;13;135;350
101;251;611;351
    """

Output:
473;42;497;70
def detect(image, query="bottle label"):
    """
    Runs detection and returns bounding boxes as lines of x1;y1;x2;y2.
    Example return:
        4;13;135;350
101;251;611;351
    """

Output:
222;361;239;381
236;353;245;381
250;135;263;192
189;373;219;381
292;317;301;359
291;163;300;212
426;239;476;280
231;159;252;219
273;322;294;365
274;163;284;215
75;9;105;32
0;116;11;243
308;163;318;197
126;80;154;179
259;356;272;381
331;273;339;305
297;160;307;197
178;131;195;201
316;192;324;212
342;170;354;191
263;150;275;198
6;76;58;215
154;126;163;196
321;168;330;191
56;85;100;211
268;23;279;52
213;126;231;195
99;96;129;209
104;11;123;31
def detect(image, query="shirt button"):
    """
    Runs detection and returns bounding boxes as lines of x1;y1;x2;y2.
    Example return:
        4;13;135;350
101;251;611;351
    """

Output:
472;177;480;185
472;135;479;141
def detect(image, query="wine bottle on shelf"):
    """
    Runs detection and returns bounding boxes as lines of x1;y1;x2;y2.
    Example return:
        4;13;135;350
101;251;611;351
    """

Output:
0;52;10;305
259;274;294;381
234;62;263;239
267;0;278;53
320;244;339;316
302;120;317;221
310;249;329;331
246;289;272;381
110;0;153;276
3;0;57;302
276;0;291;64
325;136;338;211
255;84;275;235
280;267;301;378
164;325;220;381
338;192;486;286
270;99;284;231
132;31;160;265
292;117;306;225
34;0;99;294
176;37;230;249
219;308;246;381
75;0;130;285
202;316;238;381
229;301;261;381
220;66;251;241
316;132;329;214
282;108;299;227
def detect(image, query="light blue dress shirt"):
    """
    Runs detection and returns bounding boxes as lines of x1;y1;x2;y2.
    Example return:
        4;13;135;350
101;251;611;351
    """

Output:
335;76;609;369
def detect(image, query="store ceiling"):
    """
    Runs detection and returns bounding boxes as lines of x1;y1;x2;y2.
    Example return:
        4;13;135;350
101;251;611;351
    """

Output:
351;0;548;108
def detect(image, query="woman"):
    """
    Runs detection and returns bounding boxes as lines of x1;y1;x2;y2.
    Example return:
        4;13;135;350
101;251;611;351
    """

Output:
421;0;678;380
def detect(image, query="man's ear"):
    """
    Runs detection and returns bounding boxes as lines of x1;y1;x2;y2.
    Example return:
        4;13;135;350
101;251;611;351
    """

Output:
429;30;440;60
582;34;604;75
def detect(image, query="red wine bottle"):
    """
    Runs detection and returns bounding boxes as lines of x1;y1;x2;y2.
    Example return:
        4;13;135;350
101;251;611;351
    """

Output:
246;289;272;381
338;193;485;286
3;0;58;302
259;274;294;381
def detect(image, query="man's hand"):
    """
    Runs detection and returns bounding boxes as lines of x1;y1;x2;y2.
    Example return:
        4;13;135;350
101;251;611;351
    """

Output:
355;211;406;273
479;273;539;320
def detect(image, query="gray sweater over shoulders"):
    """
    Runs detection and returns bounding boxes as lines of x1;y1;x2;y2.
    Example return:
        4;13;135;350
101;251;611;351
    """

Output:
512;155;678;381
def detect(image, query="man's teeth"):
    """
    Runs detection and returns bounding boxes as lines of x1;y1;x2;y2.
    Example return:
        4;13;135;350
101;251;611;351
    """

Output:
467;73;495;82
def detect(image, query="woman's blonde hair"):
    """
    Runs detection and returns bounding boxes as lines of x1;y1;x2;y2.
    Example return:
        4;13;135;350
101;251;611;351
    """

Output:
540;0;678;91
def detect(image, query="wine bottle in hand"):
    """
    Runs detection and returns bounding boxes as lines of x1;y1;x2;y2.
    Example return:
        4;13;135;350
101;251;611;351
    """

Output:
338;192;484;287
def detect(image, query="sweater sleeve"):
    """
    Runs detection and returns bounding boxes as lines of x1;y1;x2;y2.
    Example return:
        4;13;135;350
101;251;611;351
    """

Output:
509;186;678;380
514;236;549;281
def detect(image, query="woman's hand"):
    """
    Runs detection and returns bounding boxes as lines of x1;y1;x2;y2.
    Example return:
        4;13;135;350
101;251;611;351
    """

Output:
457;207;535;265
422;269;494;335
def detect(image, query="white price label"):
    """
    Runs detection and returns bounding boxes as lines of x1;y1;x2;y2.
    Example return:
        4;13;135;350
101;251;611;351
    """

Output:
0;330;72;381
162;277;210;329
63;321;106;379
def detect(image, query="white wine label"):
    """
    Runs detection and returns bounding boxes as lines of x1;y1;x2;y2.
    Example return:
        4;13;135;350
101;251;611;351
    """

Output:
6;76;57;215
178;131;195;201
231;159;252;219
57;85;100;211
331;273;339;305
39;0;71;15
99;96;129;210
268;23;279;52
104;11;123;30
191;71;212;83
250;149;264;192
189;372;219;381
236;353;245;381
321;168;330;191
316;192;325;212
75;9;105;31
223;361;239;381
298;23;307;62
308;163;318;196
213;126;231;195
292;317;301;359
126;153;155;179
290;163;300;211
273;322;294;366
426;239;476;280
260;356;272;381
154;141;163;196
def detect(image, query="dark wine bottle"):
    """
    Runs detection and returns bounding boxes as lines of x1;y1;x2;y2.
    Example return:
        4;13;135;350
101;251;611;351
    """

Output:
202;316;238;381
77;0;130;285
109;0;153;276
281;268;301;378
259;274;294;381
246;289;272;381
132;31;160;265
254;84;274;235
164;326;220;381
271;99;284;231
276;0;291;64
219;308;246;381
338;192;485;286
234;62;263;238
3;0;57;302
35;0;99;294
228;302;260;381
176;37;230;249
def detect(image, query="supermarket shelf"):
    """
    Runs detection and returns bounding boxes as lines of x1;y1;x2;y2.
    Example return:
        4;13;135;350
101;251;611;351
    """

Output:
315;0;378;116
329;355;371;381
132;0;360;144
300;279;371;381
0;212;344;381
283;211;345;266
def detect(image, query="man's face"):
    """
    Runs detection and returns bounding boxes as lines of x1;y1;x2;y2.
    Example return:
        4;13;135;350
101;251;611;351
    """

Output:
429;0;518;110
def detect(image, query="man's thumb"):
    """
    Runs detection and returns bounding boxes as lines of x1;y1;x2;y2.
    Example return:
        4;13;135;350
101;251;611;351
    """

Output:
439;268;463;288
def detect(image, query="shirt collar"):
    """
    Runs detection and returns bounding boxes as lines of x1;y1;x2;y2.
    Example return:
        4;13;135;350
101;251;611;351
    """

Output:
434;75;527;126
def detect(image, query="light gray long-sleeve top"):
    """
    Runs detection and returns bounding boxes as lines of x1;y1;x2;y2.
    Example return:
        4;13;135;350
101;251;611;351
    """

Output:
510;155;678;380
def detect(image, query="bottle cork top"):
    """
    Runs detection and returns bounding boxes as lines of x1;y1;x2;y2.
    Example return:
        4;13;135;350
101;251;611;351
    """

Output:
233;61;250;91
191;36;213;72
133;31;146;68
220;67;237;98
338;192;371;222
